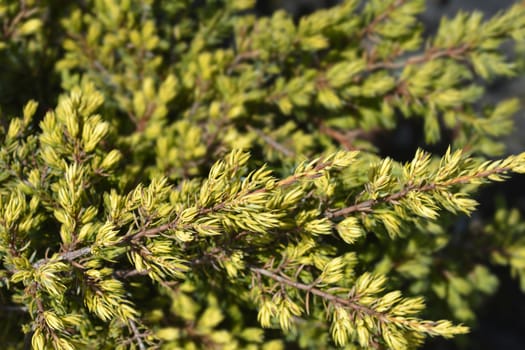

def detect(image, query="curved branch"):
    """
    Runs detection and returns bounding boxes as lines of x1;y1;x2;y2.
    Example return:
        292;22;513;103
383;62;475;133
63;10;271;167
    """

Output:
251;266;382;318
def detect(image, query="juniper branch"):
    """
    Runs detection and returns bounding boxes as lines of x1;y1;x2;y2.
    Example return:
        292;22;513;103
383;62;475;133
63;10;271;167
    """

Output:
359;0;408;38
251;266;467;337
326;162;513;219
367;44;471;71
251;266;379;316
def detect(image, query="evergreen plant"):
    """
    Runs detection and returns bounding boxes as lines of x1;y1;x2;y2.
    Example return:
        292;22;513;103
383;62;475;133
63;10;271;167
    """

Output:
1;0;525;349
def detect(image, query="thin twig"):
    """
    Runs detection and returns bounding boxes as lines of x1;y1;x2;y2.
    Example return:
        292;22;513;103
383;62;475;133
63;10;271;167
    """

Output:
325;165;512;219
33;246;92;268
319;122;362;151
367;44;471;71
113;269;150;279
251;267;383;318
3;6;39;39
247;125;295;157
227;50;260;74
129;319;147;350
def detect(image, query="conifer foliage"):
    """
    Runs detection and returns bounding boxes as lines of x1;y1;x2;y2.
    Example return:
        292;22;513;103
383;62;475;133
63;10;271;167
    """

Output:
1;0;525;349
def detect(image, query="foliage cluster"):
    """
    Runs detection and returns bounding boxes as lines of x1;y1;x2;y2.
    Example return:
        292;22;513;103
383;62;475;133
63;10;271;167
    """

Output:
1;0;525;349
